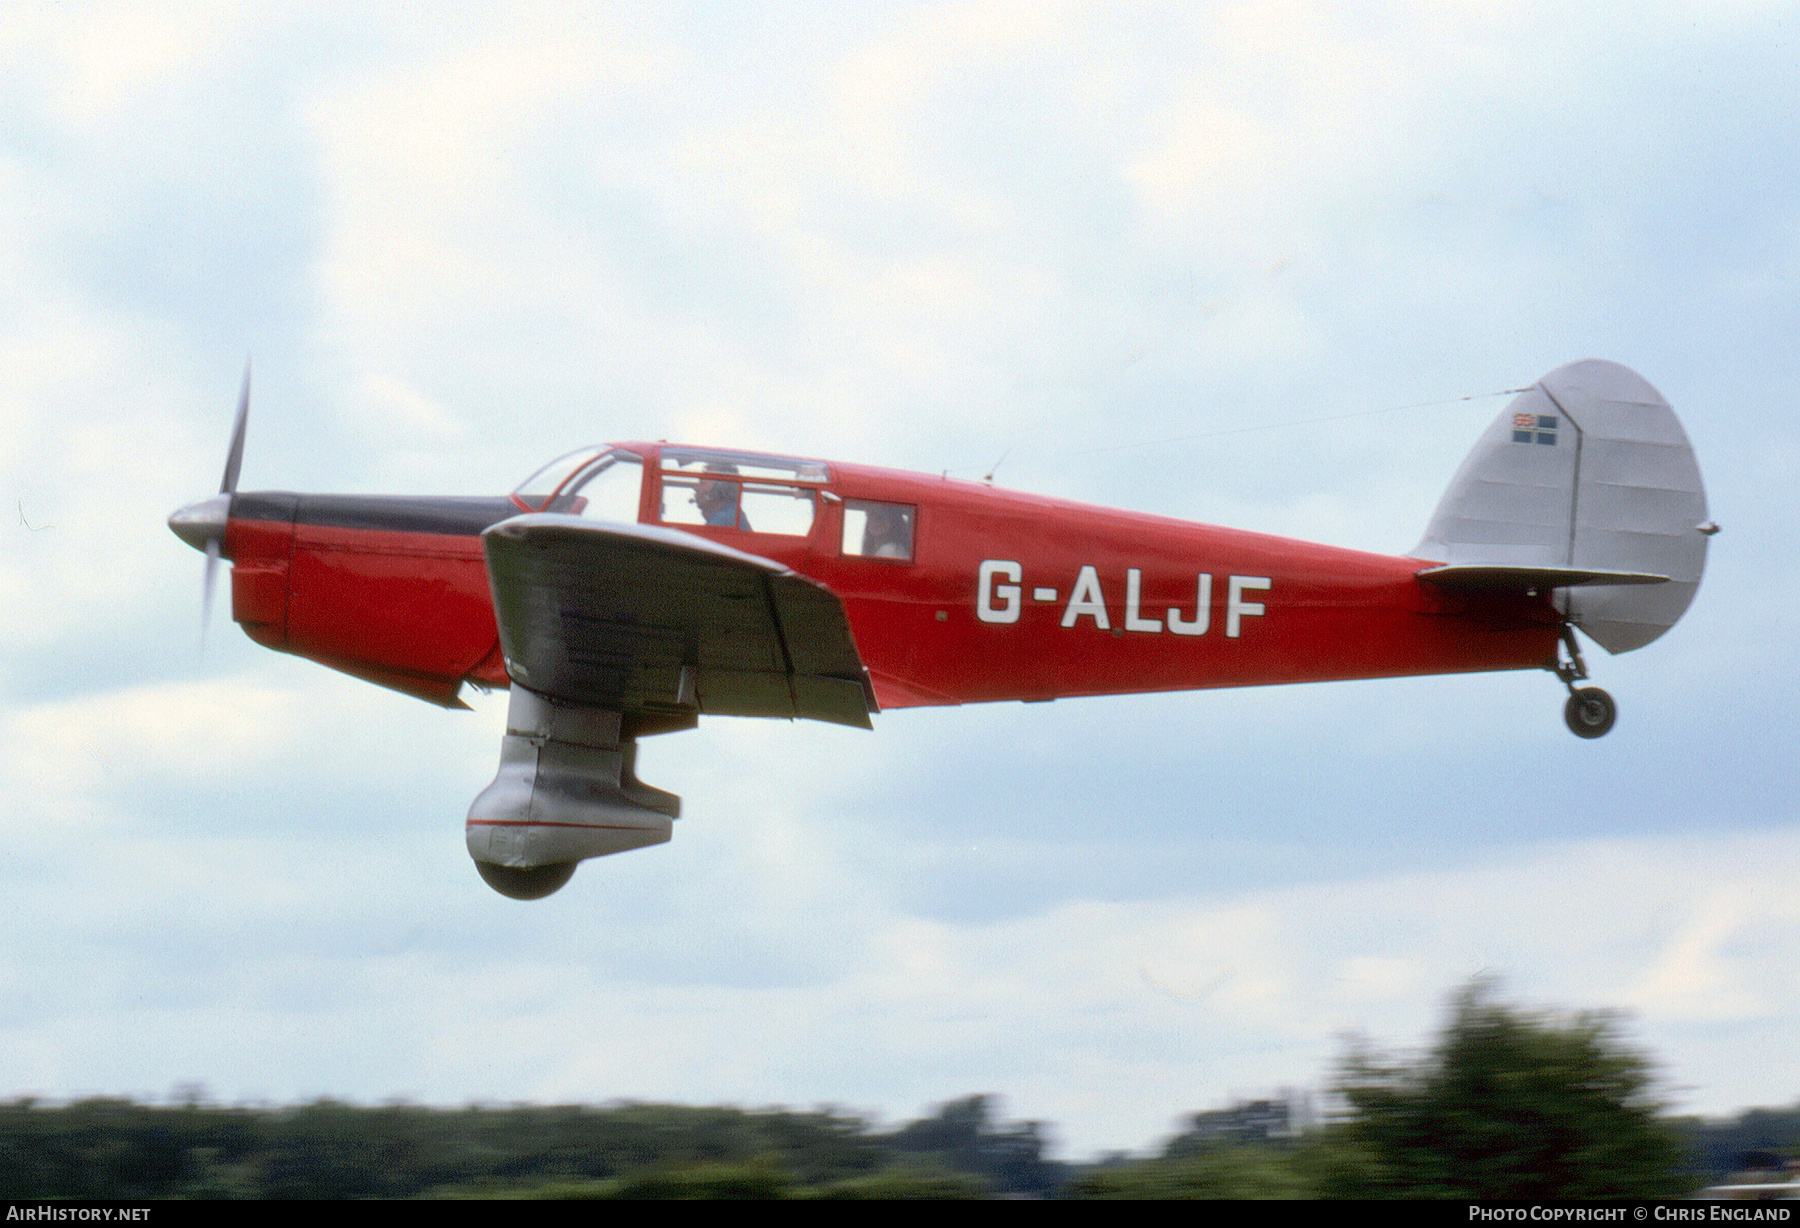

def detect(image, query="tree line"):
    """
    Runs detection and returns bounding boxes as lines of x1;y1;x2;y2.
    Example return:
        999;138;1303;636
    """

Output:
0;1092;1055;1199
4;979;1793;1198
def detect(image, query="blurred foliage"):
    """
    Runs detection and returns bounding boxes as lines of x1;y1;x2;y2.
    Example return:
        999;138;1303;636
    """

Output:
803;1162;992;1199
1074;977;1712;1200
1069;1145;1316;1199
1318;976;1683;1199
882;1094;1057;1193
1673;1106;1800;1188
8;979;1791;1200
0;1092;1048;1199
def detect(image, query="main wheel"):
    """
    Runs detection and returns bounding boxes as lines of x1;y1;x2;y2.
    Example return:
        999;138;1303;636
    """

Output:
475;860;577;900
1563;687;1616;739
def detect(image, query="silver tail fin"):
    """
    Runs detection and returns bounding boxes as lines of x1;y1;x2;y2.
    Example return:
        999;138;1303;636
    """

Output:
1413;360;1712;653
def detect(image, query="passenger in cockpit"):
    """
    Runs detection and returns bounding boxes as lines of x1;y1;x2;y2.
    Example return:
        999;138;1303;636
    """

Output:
863;503;912;559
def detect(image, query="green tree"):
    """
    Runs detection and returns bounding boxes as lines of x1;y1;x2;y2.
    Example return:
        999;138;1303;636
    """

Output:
806;1162;992;1199
1322;977;1681;1199
883;1094;1060;1195
1070;1146;1315;1199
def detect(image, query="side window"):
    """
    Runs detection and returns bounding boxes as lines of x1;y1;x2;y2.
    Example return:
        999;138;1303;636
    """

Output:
661;472;816;536
841;499;914;561
740;482;816;535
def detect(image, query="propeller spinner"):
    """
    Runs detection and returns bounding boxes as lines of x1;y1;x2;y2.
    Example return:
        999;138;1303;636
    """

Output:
168;365;251;635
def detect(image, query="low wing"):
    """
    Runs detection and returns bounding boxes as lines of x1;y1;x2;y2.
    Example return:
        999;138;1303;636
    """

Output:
482;515;877;729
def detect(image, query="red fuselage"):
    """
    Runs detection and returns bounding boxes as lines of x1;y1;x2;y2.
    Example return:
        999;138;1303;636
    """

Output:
222;444;1562;713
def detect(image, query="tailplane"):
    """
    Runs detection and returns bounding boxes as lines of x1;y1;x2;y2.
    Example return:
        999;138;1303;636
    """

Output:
1413;360;1713;653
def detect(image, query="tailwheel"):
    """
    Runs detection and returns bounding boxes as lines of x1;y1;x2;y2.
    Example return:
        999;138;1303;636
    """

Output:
1564;687;1616;739
1552;624;1616;739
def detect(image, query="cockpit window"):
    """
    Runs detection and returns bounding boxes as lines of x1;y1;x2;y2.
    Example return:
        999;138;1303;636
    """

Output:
511;448;644;520
660;468;816;536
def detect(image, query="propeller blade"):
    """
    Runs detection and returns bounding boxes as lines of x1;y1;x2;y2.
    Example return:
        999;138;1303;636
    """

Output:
220;362;249;495
171;363;251;652
202;539;221;649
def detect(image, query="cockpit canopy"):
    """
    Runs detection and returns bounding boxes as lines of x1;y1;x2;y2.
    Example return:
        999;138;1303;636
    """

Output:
510;445;836;538
510;444;915;559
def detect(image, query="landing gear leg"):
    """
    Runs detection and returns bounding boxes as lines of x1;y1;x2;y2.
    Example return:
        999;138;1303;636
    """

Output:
1553;624;1616;739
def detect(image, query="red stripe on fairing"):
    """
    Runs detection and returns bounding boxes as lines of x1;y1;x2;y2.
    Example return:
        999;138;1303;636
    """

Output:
466;820;664;830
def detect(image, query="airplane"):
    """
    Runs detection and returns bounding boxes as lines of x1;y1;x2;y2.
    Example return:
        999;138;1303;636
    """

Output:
169;359;1714;899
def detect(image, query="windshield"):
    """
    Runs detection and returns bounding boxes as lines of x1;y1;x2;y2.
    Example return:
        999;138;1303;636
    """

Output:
511;447;644;519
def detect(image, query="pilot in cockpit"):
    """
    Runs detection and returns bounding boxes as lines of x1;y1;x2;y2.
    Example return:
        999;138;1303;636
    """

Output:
695;464;751;531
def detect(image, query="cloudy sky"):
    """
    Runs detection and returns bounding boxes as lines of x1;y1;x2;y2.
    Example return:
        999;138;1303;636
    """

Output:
3;1;1797;1157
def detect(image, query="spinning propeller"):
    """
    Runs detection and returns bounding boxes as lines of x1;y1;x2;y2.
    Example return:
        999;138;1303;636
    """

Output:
168;365;251;640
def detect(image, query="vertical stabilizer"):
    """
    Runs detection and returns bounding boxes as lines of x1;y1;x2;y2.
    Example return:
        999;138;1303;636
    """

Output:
1413;360;1710;653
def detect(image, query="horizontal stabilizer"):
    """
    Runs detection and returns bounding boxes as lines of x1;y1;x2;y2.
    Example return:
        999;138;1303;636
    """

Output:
1416;564;1669;591
483;515;876;728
